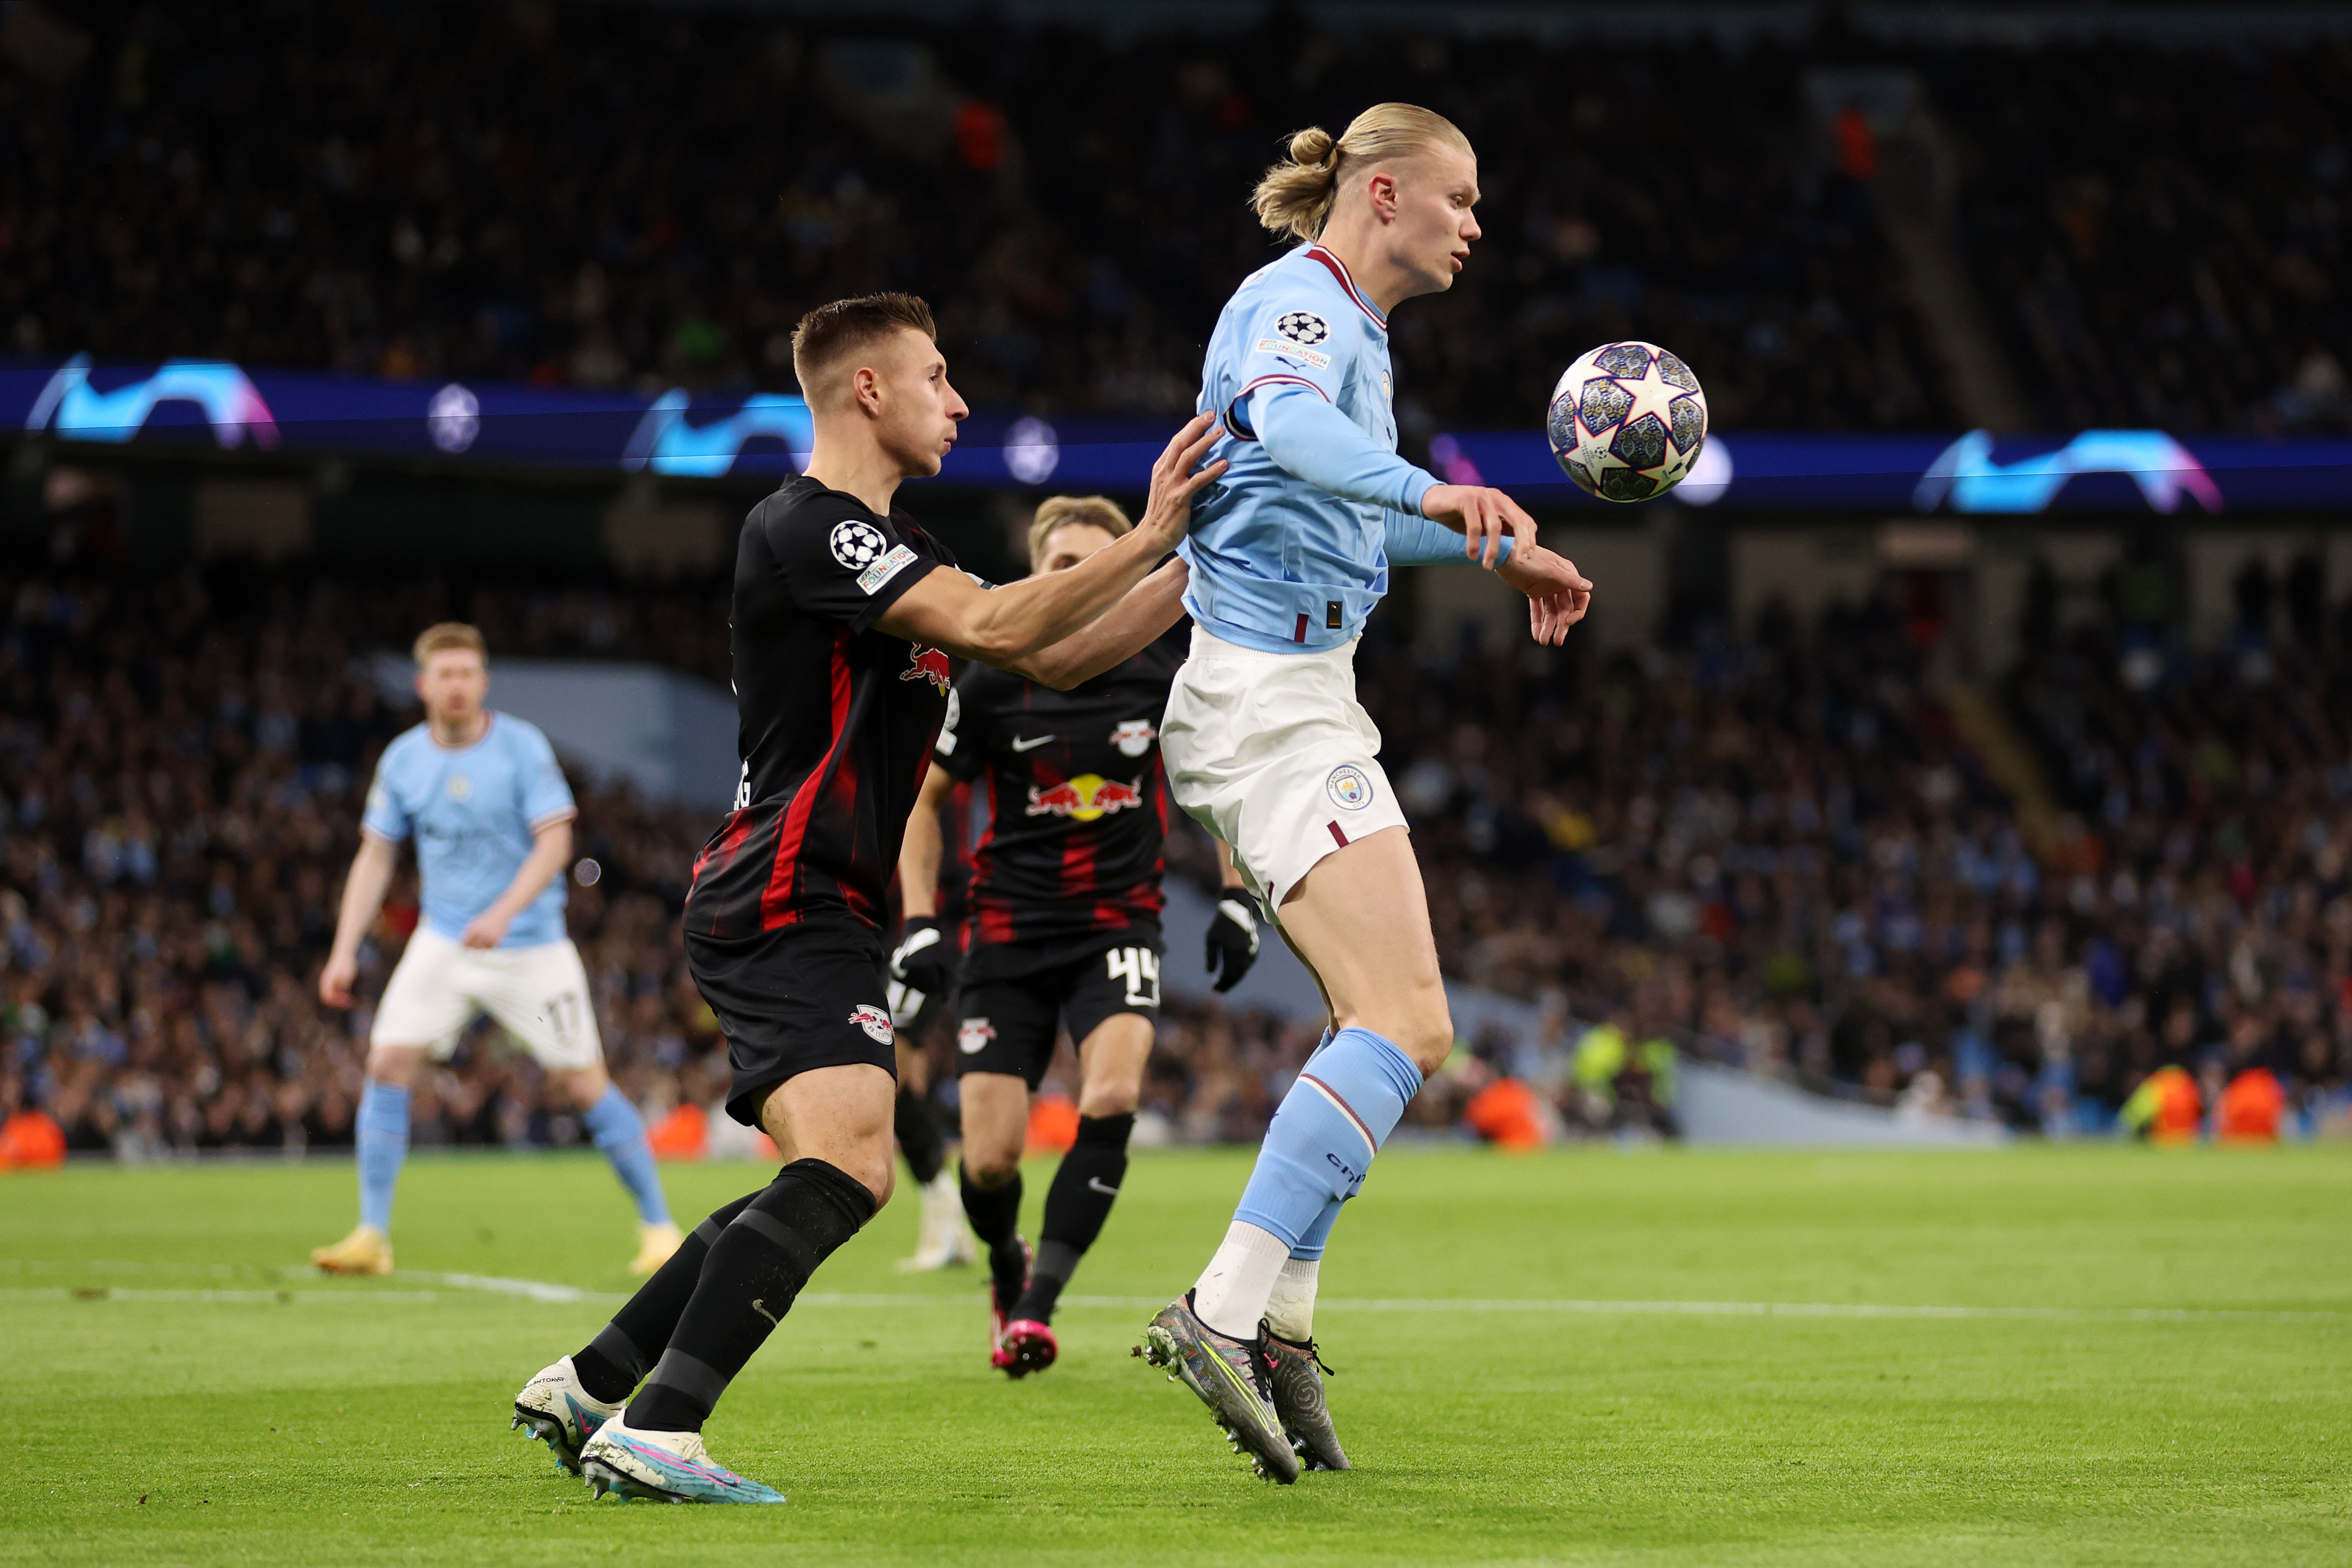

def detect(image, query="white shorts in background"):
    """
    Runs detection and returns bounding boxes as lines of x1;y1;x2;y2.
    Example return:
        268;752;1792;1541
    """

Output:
372;926;602;1072
1161;626;1410;915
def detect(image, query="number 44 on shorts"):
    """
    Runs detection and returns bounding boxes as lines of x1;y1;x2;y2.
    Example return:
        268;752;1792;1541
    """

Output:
1107;946;1160;1008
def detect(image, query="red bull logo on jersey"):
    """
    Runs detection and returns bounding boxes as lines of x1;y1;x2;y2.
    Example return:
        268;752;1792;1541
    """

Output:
1110;719;1157;758
1024;773;1147;822
901;645;952;690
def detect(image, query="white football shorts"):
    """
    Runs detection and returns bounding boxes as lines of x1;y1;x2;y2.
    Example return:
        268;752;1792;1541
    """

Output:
371;925;602;1072
1161;626;1409;917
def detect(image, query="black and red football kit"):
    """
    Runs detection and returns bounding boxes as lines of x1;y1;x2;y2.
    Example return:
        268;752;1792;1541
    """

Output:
683;475;957;1124
928;632;1184;1085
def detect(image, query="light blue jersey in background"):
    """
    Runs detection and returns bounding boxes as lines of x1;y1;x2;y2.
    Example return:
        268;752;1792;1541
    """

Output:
362;713;577;946
1182;242;1506;655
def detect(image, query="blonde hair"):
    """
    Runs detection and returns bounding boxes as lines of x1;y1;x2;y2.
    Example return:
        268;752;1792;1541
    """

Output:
1251;104;1473;242
412;622;486;667
1027;495;1131;571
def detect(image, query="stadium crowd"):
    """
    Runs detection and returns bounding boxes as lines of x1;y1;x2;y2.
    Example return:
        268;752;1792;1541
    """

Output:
4;557;2347;1165
2;1;1960;432
1935;41;2352;433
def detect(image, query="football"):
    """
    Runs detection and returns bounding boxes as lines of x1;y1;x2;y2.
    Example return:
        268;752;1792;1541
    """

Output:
1547;342;1710;503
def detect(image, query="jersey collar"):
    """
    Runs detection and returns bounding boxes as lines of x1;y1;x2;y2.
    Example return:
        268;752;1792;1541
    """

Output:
1303;245;1387;331
427;710;496;751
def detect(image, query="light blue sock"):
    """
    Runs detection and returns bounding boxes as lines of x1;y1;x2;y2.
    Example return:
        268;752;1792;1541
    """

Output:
356;1080;410;1233
582;1086;671;1227
1233;1027;1422;1248
1289;1195;1345;1261
1287;1027;1345;1259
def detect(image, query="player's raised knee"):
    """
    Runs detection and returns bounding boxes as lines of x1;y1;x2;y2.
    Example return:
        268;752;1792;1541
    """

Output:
1391;997;1455;1077
840;1154;895;1214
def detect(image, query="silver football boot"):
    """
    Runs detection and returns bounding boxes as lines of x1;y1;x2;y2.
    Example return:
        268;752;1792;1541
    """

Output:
1266;1333;1349;1471
1136;1293;1300;1484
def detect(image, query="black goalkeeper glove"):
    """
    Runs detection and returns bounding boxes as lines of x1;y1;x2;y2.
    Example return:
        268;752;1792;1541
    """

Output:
888;916;956;1021
1205;894;1261;993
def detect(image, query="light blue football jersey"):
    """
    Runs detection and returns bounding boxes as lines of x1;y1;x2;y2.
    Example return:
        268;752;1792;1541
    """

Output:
362;712;577;947
1182;243;1444;654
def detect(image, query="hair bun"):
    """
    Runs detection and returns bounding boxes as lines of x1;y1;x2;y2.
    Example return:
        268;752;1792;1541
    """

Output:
1289;126;1336;167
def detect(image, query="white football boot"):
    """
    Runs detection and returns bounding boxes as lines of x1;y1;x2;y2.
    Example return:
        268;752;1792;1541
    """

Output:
511;1355;622;1475
580;1414;786;1504
896;1168;977;1271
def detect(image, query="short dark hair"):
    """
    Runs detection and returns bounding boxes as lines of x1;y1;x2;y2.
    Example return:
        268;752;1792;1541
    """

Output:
790;293;938;404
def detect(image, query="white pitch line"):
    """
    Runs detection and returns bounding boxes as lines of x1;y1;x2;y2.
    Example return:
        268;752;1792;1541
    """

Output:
400;1271;624;1305
6;1264;2345;1325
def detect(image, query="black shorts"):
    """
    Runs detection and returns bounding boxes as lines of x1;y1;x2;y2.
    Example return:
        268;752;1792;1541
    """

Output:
952;927;1164;1090
686;921;898;1128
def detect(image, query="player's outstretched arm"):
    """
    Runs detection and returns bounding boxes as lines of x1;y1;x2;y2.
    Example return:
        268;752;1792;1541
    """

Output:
1005;556;1191;691
1244;383;1531;568
1496;541;1594;646
320;832;399;1008
877;415;1224;667
1420;483;1538;569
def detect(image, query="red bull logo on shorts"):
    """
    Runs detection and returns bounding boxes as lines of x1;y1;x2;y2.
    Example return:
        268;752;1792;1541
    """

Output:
901;645;953;690
1024;773;1147;822
849;1004;894;1044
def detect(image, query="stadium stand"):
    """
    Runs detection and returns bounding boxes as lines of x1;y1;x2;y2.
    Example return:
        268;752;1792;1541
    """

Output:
5;3;2350;1157
2;2;1957;430
6;562;2347;1157
1934;41;2352;432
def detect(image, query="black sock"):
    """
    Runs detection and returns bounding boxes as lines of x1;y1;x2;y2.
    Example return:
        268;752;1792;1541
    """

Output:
960;1163;1026;1305
623;1159;876;1433
894;1082;945;1187
572;1190;758;1404
1013;1113;1132;1324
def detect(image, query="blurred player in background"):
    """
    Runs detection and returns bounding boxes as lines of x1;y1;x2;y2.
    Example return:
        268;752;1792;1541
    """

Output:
509;294;1226;1503
311;624;679;1278
882;1007;970;1270
1134;105;1593;1482
890;495;1262;1377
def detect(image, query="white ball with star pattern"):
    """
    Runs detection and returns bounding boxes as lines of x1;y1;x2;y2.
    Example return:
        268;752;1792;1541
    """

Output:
1546;342;1709;504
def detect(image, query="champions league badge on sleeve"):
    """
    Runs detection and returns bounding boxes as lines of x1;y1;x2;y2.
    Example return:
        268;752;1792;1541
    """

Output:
1254;310;1336;370
1276;312;1330;347
829;520;889;571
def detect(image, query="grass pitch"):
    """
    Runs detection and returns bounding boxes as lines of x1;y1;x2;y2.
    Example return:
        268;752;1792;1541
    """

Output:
5;1143;2349;1567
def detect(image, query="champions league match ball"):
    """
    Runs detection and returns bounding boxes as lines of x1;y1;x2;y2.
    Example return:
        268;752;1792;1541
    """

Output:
1547;342;1709;503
